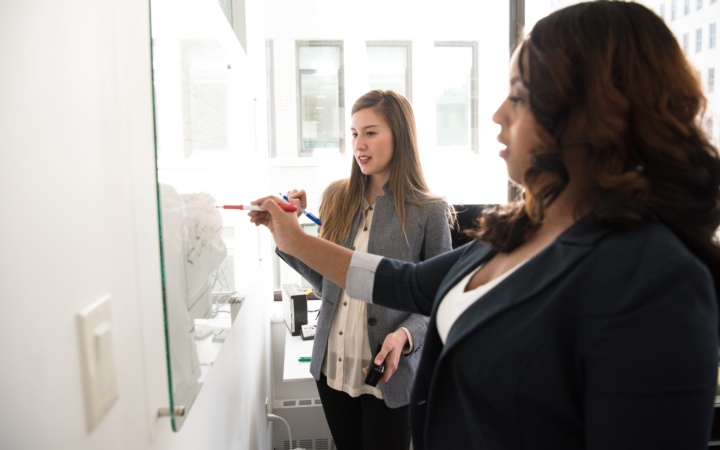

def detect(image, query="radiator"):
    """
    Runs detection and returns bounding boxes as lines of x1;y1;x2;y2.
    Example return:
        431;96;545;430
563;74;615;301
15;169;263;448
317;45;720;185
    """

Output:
272;398;336;450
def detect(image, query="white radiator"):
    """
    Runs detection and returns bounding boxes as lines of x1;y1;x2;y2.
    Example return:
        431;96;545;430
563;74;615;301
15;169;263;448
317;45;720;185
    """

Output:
272;398;336;450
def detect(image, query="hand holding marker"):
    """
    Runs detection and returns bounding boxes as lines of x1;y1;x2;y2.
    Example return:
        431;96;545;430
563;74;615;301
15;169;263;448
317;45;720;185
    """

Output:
281;193;322;227
216;203;297;212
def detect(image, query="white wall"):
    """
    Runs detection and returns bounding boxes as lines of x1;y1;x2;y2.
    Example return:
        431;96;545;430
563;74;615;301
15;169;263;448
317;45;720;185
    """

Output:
0;1;272;449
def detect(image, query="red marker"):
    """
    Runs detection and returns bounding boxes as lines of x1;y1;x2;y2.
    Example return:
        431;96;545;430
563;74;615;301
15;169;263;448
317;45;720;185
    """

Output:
216;203;297;212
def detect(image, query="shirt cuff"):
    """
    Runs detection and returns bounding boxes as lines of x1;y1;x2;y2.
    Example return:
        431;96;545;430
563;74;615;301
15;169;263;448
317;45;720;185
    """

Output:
346;252;383;302
398;327;413;354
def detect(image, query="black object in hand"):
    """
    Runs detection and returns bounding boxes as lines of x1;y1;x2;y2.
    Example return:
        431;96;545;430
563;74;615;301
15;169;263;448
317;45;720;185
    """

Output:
364;344;385;387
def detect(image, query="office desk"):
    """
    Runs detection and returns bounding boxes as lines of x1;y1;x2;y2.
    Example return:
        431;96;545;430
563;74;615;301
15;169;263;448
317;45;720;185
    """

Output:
283;327;314;381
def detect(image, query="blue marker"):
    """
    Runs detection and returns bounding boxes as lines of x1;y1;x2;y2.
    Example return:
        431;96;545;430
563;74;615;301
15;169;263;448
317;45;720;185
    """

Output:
281;194;322;227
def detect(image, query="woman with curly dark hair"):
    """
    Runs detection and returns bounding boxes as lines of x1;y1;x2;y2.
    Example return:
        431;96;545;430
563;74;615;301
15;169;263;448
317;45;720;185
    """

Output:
251;2;720;448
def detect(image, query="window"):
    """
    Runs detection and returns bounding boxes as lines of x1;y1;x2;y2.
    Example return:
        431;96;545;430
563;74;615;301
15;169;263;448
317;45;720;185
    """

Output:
707;117;715;142
710;67;716;93
266;39;277;157
672;0;678;19
434;42;478;153
683;32;690;53
710;23;717;49
660;3;666;19
296;42;344;155
697;28;703;52
698;0;703;9
366;42;412;100
685;0;691;15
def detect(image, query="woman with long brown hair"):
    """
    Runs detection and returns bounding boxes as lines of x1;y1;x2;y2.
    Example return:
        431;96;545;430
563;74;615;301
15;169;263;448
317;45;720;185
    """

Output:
279;90;454;450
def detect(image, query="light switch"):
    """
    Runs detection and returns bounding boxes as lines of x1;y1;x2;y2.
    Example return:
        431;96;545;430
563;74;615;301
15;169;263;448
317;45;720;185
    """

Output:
77;294;118;431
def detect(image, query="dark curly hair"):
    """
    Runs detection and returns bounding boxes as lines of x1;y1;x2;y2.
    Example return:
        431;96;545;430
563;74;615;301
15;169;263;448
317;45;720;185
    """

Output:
471;1;720;297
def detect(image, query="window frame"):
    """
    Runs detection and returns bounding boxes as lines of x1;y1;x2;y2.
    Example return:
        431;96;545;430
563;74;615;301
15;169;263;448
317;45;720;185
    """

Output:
365;41;413;101
433;41;479;154
266;39;277;157
295;40;345;156
709;23;717;50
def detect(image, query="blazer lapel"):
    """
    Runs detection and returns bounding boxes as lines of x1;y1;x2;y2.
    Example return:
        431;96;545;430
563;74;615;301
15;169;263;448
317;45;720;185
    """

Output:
430;241;494;316
442;221;610;352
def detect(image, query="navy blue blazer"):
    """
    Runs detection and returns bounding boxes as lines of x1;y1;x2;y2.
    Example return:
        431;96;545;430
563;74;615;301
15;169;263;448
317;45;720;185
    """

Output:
371;219;719;449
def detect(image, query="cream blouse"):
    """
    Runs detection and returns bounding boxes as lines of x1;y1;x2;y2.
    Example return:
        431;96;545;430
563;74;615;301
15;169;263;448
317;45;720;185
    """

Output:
322;202;383;398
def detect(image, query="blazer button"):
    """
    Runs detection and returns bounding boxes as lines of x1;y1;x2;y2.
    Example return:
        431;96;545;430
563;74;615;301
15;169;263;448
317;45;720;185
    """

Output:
367;318;377;326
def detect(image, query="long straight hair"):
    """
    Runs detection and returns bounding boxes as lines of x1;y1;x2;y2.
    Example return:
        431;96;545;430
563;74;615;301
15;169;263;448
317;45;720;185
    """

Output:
319;90;452;244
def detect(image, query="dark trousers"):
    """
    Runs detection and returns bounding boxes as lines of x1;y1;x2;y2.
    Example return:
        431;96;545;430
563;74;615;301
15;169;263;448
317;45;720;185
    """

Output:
316;373;411;450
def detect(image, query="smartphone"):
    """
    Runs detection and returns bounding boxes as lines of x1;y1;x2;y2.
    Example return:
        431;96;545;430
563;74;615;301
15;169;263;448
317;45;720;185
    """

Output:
364;343;385;387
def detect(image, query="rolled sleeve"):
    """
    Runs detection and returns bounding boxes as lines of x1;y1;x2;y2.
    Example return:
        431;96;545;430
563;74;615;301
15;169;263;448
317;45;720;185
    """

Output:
346;252;383;302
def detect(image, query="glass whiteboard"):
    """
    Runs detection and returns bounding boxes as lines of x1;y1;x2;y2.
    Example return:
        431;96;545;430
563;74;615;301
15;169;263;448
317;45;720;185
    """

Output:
149;0;262;430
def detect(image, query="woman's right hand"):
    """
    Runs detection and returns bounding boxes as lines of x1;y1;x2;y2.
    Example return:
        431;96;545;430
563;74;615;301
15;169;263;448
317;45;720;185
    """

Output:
250;195;353;289
248;196;305;254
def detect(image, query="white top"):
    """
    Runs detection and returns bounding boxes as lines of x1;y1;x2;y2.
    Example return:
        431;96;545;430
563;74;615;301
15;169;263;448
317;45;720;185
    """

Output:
435;262;525;343
346;250;527;345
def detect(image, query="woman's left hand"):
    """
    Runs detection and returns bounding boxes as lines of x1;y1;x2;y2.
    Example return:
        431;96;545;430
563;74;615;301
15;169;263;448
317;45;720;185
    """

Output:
366;329;409;385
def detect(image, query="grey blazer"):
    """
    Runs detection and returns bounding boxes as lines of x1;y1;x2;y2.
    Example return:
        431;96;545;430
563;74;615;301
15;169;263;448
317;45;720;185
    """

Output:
277;186;452;408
